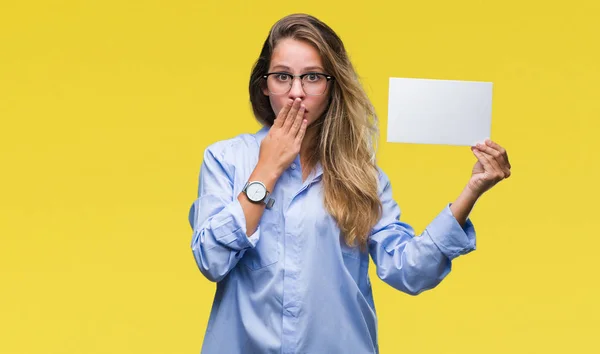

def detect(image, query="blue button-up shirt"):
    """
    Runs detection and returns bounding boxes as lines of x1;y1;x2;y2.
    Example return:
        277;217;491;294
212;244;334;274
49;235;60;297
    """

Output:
189;126;476;354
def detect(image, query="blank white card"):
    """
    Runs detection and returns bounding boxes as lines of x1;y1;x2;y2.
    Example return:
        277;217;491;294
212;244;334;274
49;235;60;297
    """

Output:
386;77;493;146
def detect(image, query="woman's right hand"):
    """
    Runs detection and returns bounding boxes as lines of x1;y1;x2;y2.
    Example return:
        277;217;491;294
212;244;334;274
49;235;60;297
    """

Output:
257;98;308;175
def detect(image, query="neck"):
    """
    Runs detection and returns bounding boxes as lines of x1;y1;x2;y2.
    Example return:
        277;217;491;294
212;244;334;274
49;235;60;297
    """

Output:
300;124;320;160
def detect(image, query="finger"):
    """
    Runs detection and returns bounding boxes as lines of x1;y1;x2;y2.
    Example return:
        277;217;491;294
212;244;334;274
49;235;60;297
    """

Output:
472;147;492;170
472;148;503;180
476;143;508;174
480;144;511;177
290;104;305;135
295;119;308;144
273;99;294;128
283;98;301;132
484;139;511;169
473;147;507;179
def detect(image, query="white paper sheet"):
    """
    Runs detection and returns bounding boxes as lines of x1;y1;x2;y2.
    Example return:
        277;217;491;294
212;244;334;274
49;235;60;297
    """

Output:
386;77;493;146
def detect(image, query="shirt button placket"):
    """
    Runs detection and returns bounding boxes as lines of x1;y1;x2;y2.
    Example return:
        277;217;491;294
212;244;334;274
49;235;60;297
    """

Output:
282;158;302;354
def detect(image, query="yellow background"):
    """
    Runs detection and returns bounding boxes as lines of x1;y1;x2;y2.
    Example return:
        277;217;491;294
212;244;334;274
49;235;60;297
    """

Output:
1;1;598;353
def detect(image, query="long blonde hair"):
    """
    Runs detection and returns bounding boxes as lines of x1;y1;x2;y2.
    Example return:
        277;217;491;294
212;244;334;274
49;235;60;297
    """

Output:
249;13;381;253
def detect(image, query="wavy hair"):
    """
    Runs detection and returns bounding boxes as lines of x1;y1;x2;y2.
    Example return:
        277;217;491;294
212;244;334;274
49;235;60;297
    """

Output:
249;13;381;253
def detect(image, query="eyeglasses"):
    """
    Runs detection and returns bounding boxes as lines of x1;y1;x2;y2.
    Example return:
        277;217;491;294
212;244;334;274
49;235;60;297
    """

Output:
262;72;334;96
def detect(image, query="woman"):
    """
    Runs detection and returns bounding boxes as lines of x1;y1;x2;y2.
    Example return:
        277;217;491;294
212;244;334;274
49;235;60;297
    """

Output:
188;13;511;354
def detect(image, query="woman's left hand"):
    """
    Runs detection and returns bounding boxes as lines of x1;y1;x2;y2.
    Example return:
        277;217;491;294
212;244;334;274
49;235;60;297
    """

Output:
467;139;512;197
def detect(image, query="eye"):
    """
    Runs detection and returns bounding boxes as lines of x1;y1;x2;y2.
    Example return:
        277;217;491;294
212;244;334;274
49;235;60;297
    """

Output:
304;73;321;82
275;73;291;81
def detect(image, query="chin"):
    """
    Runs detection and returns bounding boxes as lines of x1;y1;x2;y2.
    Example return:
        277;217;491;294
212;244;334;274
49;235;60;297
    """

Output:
308;112;326;126
305;117;317;127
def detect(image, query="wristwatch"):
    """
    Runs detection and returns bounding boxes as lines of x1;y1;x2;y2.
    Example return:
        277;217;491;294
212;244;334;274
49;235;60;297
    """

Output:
242;181;275;209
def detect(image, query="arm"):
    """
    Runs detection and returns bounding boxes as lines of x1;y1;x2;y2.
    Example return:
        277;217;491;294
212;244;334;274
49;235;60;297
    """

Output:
368;169;477;296
450;186;480;227
369;139;511;295
236;162;281;236
189;99;310;282
189;143;279;282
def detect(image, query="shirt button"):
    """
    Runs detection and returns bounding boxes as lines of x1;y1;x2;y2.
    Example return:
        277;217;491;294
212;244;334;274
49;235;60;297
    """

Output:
290;163;297;170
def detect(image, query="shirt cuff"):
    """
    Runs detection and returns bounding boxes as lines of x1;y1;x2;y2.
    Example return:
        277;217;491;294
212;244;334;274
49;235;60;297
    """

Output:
211;198;260;250
424;203;476;260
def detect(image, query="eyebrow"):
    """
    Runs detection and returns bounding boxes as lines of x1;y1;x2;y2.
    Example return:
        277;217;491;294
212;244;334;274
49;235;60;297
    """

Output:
271;65;325;72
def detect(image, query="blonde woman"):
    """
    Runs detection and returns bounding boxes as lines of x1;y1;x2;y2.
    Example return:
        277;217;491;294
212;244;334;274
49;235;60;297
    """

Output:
189;13;511;354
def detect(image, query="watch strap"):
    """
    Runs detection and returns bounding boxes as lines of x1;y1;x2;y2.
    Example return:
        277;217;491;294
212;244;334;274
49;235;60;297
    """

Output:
265;196;275;209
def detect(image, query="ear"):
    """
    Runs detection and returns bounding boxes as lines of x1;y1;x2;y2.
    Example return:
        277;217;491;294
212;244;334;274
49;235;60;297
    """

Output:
260;78;270;96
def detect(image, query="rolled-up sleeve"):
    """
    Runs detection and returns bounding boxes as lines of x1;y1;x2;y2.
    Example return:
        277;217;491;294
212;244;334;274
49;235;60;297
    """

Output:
189;142;260;282
368;169;476;296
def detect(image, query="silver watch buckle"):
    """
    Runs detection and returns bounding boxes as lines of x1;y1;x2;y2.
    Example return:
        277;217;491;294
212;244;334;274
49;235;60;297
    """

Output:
265;198;275;209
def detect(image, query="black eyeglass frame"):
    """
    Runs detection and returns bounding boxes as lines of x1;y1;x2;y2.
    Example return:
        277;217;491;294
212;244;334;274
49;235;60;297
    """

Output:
262;72;335;96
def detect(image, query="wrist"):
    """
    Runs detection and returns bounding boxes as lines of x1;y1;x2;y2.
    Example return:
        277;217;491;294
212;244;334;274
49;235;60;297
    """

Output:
450;186;481;227
249;162;282;192
460;185;481;203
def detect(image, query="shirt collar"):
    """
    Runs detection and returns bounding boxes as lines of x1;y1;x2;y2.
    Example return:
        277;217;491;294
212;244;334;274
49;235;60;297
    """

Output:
254;125;270;145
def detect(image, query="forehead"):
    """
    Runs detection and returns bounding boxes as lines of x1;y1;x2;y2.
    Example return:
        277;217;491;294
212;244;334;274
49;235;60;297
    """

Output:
270;38;323;71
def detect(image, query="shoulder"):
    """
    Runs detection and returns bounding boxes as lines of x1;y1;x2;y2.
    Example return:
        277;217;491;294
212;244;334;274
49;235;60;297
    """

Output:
203;130;262;163
375;165;391;188
374;165;395;201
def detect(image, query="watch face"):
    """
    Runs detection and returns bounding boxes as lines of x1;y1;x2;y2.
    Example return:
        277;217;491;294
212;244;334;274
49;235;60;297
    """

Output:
246;182;267;202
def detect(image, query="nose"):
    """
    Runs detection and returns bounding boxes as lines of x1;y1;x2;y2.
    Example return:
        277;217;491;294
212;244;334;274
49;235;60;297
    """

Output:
287;77;306;100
